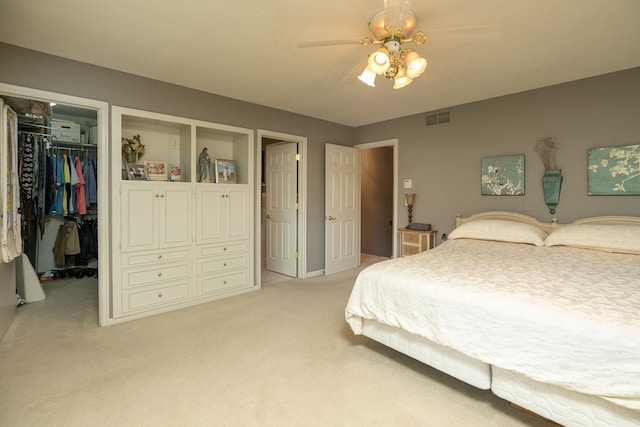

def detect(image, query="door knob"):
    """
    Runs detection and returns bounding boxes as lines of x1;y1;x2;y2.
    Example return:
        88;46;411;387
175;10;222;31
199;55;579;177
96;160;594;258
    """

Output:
326;215;336;220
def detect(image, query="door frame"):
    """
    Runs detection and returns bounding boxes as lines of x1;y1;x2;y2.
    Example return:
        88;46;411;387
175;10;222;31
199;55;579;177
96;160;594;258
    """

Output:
256;130;308;284
0;82;111;325
355;139;399;259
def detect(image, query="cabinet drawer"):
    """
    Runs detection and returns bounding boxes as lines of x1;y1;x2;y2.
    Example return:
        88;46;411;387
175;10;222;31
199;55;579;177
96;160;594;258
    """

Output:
197;254;247;275
197;241;247;258
198;271;248;295
123;262;191;288
124;281;190;312
402;244;420;256
123;247;191;267
402;233;420;244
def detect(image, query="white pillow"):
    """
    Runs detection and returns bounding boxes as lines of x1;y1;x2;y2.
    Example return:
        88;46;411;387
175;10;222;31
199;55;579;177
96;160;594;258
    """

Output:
448;219;548;246
544;224;640;254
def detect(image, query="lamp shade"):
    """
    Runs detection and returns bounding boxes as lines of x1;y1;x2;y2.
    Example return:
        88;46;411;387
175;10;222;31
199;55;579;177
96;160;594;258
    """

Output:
368;48;391;75
405;51;427;79
393;68;413;89
405;193;415;206
358;67;377;87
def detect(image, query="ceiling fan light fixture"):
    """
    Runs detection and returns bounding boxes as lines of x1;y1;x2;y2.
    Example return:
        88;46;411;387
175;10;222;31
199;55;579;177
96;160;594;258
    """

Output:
393;67;412;89
368;48;391;74
358;67;377;87
405;51;427;78
368;9;417;40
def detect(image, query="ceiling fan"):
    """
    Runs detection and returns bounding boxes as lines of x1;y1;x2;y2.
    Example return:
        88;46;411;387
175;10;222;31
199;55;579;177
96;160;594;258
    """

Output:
298;0;427;89
298;0;495;89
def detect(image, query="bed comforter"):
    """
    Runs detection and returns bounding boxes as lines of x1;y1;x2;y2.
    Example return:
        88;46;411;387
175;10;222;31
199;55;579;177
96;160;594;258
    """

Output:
345;239;640;411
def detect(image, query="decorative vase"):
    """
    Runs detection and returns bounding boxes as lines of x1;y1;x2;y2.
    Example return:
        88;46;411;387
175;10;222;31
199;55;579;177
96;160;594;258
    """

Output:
542;169;562;214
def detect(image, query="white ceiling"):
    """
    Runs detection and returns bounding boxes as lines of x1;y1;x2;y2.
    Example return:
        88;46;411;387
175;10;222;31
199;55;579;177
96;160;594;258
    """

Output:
1;0;639;127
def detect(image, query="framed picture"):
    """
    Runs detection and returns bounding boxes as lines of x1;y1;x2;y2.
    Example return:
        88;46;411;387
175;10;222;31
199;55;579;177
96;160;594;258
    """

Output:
144;161;167;181
125;163;149;181
169;164;183;182
587;144;640;195
481;154;525;195
214;159;237;183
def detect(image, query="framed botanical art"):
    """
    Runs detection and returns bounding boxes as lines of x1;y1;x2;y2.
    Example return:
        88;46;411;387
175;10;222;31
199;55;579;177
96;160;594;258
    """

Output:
125;163;148;181
214;159;237;183
169;164;183;182
144;161;167;181
481;155;525;195
587;144;640;195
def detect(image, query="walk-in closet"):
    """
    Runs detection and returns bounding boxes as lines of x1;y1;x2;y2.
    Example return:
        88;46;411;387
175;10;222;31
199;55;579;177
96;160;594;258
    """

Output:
1;94;99;312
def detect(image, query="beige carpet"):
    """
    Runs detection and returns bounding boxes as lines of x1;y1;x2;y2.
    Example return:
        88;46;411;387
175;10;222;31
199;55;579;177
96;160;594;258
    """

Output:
0;257;554;427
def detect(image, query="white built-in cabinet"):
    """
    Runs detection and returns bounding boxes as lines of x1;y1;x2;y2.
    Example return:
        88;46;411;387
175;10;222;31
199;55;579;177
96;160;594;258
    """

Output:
111;107;255;321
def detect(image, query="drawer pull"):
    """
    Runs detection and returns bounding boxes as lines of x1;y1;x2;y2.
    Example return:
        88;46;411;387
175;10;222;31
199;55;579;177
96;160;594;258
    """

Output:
158;293;163;298
223;280;227;285
157;272;162;277
223;263;227;267
157;255;162;259
155;194;160;198
223;247;227;251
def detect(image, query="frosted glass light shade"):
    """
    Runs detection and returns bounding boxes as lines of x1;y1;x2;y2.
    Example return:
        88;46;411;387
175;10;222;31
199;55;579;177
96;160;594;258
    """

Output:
393;68;413;89
368;48;391;74
358;67;377;87
405;51;427;78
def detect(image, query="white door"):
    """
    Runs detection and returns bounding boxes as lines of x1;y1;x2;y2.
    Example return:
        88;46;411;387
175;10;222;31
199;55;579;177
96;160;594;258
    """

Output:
265;142;298;276
325;143;359;275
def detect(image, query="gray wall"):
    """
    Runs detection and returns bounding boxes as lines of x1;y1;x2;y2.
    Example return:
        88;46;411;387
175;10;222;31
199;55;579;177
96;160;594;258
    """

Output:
361;146;393;257
0;42;354;273
1;42;639;273
355;67;640;242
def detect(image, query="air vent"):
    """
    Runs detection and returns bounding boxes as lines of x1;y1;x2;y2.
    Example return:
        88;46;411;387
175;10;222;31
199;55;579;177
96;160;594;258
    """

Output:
426;111;451;127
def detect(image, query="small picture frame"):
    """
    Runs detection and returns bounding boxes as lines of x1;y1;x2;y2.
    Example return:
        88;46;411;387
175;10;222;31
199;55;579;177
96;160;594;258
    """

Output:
144;161;167;181
214;159;237;183
169;164;183;182
125;163;149;181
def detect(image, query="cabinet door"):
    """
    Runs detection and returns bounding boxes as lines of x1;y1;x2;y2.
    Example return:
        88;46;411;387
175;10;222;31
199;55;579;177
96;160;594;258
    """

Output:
121;184;159;252
196;186;224;244
161;186;192;247
227;187;249;239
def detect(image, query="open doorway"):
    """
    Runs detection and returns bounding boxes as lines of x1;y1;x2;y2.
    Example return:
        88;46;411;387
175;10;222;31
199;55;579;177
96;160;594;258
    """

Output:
257;130;307;286
356;139;398;259
0;83;109;328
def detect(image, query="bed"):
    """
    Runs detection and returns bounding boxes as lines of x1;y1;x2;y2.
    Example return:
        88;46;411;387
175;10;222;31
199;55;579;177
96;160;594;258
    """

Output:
345;211;640;427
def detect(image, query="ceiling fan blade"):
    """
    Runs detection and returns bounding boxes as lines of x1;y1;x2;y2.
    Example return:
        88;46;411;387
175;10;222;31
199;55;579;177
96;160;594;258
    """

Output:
340;57;368;85
297;39;361;48
384;0;411;29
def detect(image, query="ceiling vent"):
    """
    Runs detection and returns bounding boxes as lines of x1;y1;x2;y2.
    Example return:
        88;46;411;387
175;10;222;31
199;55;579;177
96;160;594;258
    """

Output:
426;111;450;127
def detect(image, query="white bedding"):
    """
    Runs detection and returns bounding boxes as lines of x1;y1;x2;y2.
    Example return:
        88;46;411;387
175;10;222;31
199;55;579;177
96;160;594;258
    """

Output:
345;239;640;411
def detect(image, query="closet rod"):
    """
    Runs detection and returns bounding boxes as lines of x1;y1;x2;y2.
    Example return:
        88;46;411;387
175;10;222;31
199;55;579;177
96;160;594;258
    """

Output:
49;145;97;153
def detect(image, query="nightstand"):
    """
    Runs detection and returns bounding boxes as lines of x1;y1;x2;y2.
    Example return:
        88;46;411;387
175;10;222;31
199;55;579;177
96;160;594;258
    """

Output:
399;228;437;256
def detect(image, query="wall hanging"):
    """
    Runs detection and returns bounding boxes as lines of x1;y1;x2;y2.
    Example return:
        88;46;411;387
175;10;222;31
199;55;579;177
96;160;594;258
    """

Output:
587;143;640;195
535;136;562;214
481;154;524;195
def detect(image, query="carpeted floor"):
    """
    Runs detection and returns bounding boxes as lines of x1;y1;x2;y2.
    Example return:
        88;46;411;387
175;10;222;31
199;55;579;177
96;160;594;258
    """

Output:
0;256;554;426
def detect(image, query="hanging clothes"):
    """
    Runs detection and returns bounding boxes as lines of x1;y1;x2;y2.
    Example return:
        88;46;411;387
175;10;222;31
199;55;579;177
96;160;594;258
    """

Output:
74;156;87;215
62;153;71;216
84;155;97;207
53;153;64;215
52;218;81;267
